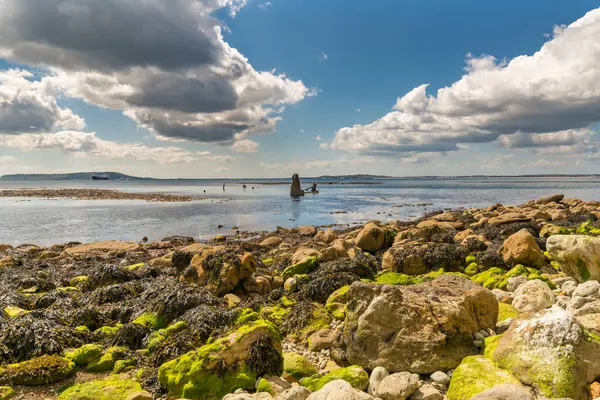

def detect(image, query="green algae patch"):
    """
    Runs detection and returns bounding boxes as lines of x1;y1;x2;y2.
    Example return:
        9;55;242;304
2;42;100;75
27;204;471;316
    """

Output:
576;221;600;236
325;286;350;320
465;254;477;264
0;355;76;386
69;276;90;288
283;353;317;381
375;272;420;285
577;258;591;282
126;263;144;271
326;285;350;304
0;386;14;400
498;304;519;322
57;378;142;400
64;344;103;366
300;306;331;340
471;267;505;289
235;309;260;325
256;378;275;395
446;355;519;400
75;326;90;333
113;359;136;374
85;347;127;373
261;306;289;326
464;262;479;277
158;320;281;399
132;312;166;330
280;296;296;308
300;365;368;392
94;325;120;338
4;306;27;318
282;256;317;280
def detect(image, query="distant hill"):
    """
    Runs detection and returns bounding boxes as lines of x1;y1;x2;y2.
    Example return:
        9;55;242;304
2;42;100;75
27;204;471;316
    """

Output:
314;174;393;180
0;172;150;181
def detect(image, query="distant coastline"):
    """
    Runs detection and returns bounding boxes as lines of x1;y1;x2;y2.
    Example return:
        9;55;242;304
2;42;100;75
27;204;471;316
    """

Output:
1;171;600;181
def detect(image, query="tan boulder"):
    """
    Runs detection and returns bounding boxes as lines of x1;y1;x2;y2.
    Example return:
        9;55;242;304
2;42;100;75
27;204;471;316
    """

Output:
298;226;317;237
499;229;544;266
0;244;12;252
355;223;386;252
315;229;337;244
454;229;475;242
335;275;498;374
190;251;256;294
549;209;570;221
291;247;319;265
260;236;283;248
64;240;140;255
487;213;531;226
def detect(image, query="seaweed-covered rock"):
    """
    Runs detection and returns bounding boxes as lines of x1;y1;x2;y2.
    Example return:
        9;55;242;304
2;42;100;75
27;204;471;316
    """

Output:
112;323;151;349
0;354;75;386
382;243;465;274
446;356;520;400
334;275;498;374
57;378;143;400
193;250;257;295
484;306;600;399
546;235;600;282
158;320;282;399
301;365;369;392
282;257;317;280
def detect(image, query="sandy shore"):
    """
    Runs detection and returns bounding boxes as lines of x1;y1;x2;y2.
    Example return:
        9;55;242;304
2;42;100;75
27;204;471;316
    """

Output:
0;188;204;202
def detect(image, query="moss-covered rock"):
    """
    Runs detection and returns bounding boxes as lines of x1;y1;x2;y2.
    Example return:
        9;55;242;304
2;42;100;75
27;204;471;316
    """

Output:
300;365;369;392
325;285;350;320
256;378;275;395
261;306;289;326
158;320;281;399
113;359;136;374
498;303;519;322
283;353;317;382
0;386;14;400
69;276;90;288
75;326;90;333
446;355;520;400
64;344;103;366
85;347;127;373
57;378;143;400
471;267;506;289
94;325;120;338
132;312;166;330
0;355;76;386
486;307;600;399
4;306;27;318
282;256;317;280
464;262;479;276
236;308;260;325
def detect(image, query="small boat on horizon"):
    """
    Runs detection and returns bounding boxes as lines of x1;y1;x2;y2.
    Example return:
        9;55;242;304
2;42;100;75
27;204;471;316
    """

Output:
91;175;110;180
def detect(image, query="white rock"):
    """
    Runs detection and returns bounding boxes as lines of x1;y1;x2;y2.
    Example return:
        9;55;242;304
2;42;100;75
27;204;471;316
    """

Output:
409;384;442;400
276;386;312;400
429;371;450;387
567;280;600;316
469;383;534;400
367;366;389;397
562;280;578;296
512;279;555;312
506;276;528;292
377;372;420;400
306;380;374;400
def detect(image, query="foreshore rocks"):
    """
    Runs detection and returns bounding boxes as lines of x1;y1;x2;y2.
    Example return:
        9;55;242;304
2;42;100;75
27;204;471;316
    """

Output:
6;194;600;399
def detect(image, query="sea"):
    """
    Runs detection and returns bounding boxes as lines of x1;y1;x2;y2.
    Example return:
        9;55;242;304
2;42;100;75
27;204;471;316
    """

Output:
1;177;600;246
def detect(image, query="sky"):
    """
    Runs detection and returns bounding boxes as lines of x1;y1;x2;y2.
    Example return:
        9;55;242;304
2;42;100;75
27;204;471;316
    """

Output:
0;0;600;178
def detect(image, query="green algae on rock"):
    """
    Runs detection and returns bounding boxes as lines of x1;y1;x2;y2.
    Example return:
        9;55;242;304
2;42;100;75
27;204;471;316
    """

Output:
57;378;142;400
0;386;14;400
282;256;317;280
132;312;166;330
0;355;75;386
300;365;369;392
64;344;103;365
446;355;520;400
498;303;519;322
158;320;281;399
283;353;317;381
85;347;127;373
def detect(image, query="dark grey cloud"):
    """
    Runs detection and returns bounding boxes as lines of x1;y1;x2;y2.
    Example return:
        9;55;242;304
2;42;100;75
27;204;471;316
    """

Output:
124;72;238;114
0;0;218;72
0;97;56;133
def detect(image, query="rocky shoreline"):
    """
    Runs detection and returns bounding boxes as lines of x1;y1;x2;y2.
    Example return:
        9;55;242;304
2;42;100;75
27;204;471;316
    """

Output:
0;189;204;202
2;194;600;399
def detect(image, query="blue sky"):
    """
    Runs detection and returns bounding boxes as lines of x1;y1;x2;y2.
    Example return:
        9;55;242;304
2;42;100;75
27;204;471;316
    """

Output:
0;0;599;178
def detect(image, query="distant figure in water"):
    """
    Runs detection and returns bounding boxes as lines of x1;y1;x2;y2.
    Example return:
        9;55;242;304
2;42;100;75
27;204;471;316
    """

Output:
242;184;247;189
223;183;225;191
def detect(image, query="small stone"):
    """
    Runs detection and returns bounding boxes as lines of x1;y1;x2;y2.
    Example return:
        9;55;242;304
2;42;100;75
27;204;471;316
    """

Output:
562;280;578;296
368;366;389;397
308;329;336;352
224;293;242;308
506;276;528;292
377;372;420;400
278;386;312;400
473;332;485;341
411;384;443;400
429;371;450;387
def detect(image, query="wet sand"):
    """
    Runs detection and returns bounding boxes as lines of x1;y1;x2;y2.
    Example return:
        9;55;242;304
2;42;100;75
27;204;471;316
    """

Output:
0;188;204;202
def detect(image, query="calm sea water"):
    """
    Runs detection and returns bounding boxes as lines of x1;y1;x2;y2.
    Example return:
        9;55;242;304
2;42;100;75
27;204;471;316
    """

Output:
1;177;600;246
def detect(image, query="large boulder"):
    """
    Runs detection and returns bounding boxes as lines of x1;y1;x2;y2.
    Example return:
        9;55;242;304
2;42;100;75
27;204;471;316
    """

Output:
499;229;544;267
487;213;531;226
382;242;464;274
355;223;386;253
511;280;555;313
485;306;600;400
158;320;282;399
334;275;498;374
546;235;600;282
